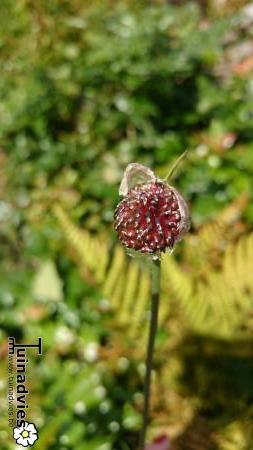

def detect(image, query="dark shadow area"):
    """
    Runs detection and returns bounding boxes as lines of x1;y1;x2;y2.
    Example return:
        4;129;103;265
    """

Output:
171;334;253;448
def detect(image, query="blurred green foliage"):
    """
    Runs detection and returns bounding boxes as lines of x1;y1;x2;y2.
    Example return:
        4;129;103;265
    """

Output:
1;1;253;449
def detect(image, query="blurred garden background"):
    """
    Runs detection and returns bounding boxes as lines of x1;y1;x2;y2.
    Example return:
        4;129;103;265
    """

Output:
1;0;253;449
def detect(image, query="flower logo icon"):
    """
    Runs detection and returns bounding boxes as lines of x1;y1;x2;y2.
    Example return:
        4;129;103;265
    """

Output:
13;422;38;447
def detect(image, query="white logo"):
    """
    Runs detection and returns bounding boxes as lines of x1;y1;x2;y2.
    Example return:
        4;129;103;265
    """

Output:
13;422;38;447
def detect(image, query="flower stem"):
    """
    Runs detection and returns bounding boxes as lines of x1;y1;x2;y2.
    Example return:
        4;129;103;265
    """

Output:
139;258;161;450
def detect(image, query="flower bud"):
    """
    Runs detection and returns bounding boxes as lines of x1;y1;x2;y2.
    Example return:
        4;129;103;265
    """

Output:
114;163;190;255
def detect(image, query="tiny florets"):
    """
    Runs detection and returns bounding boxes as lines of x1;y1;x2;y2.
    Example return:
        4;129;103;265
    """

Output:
114;180;189;254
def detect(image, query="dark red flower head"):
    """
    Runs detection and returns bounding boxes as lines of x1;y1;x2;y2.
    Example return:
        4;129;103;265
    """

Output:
114;163;190;255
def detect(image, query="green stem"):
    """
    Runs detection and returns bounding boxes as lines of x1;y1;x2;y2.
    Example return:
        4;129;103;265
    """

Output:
139;258;161;450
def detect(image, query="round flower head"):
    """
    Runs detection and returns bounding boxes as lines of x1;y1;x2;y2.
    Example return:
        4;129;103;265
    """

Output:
114;163;190;256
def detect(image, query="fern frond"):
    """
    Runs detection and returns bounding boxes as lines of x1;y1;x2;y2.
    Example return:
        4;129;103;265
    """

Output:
185;195;247;270
129;271;151;339
54;203;253;343
102;245;126;302
217;420;250;450
53;205;151;334
53;204;108;284
189;233;253;338
119;261;140;325
161;254;193;308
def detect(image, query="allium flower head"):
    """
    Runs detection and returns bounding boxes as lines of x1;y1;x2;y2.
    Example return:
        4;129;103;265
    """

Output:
114;163;190;255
